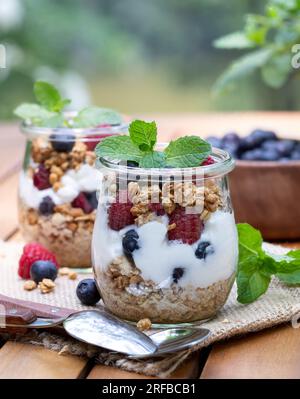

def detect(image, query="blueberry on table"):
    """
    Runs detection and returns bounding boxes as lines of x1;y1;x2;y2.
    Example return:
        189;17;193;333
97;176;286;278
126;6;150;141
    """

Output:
39;196;55;215
122;230;139;256
30;260;58;283
172;267;184;283
206;136;222;149
50;131;75;153
259;150;280;161
76;279;101;306
222;132;240;146
195;241;214;260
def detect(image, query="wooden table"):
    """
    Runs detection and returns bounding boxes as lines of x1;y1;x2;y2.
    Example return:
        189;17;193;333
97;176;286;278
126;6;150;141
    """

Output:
0;112;300;379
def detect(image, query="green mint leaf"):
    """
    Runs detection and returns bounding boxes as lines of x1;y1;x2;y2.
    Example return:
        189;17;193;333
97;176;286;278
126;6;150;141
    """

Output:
95;135;144;163
129;120;157;152
14;103;57;125
236;223;275;303
139;151;166;168
34;81;69;112
73;107;122;128
237;269;271;304
164;136;211;167
273;250;300;285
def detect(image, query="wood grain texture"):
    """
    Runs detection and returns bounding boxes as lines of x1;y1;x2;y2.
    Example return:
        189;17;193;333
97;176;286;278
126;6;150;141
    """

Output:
87;352;201;379
0;342;88;379
201;324;300;379
230;161;300;240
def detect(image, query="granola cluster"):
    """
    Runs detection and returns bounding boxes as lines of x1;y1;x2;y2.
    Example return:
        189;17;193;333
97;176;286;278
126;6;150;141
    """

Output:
31;138;96;190
125;179;222;226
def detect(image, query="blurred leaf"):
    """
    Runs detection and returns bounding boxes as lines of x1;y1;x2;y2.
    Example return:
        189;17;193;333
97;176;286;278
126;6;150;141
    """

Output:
14;103;56;124
213;48;273;93
213;31;255;49
261;53;291;88
34;81;69;112
73;107;122;128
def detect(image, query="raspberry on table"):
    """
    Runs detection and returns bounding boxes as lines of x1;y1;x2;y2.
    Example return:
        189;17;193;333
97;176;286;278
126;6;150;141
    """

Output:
201;156;215;166
108;192;134;231
18;242;59;279
72;192;93;214
168;206;204;245
33;165;51;190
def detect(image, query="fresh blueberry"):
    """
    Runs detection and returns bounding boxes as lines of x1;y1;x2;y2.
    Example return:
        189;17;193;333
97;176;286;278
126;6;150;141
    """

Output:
240;149;265;161
275;140;296;157
195;241;214;260
261;140;278;151
122;230;139;256
222;132;240;146
259;149;281;161
50;131;75;153
250;129;277;144
206;136;222;148
291;151;300;160
84;191;98;210
279;157;291;162
172;267;184;283
76;279;101;306
38;196;55;215
239;130;277;152
239;136;258;152
30;260;58;283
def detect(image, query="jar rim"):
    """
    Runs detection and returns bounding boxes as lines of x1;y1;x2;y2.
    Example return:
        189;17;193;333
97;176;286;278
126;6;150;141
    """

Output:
97;144;235;179
20;111;128;141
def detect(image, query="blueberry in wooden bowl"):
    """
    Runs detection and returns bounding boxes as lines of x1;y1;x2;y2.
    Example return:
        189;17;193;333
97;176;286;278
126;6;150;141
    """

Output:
206;130;300;240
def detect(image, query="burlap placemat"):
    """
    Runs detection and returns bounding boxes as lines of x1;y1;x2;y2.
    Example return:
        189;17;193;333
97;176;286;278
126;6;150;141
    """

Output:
0;240;300;377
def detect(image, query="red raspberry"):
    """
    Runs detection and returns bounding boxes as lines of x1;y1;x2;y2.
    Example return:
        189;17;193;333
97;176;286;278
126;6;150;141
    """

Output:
18;242;58;279
149;203;165;216
71;192;93;214
201;156;215;166
168;207;203;245
33;165;51;190
108;191;134;231
86;132;113;151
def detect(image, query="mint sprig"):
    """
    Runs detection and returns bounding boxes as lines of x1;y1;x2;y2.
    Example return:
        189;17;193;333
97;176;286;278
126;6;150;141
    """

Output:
96;119;212;168
237;223;300;304
14;81;123;129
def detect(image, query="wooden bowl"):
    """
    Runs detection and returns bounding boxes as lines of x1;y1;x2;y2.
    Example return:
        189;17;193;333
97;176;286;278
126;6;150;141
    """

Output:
229;160;300;240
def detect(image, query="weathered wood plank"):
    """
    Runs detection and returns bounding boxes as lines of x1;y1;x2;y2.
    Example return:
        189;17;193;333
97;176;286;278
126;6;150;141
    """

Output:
87;352;201;379
0;342;88;379
201;323;300;379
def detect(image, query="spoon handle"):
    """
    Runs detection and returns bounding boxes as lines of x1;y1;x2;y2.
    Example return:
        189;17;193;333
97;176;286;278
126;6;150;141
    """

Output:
0;293;74;333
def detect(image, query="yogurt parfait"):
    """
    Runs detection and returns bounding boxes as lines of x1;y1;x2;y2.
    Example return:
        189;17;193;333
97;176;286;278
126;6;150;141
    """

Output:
92;120;238;324
15;81;127;267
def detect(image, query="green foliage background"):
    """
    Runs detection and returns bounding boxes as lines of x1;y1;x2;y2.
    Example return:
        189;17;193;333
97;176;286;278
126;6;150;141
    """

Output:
0;0;300;120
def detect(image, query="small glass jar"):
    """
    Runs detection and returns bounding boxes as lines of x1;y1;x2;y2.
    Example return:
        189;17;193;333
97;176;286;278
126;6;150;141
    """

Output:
92;146;237;324
18;121;128;268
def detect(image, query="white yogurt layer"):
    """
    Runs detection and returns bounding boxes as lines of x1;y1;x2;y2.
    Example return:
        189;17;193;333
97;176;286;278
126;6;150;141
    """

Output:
92;207;238;289
19;164;102;209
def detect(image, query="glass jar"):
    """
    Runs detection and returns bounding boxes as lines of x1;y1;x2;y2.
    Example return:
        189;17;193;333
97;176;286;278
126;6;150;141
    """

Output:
92;146;238;324
18;121;128;268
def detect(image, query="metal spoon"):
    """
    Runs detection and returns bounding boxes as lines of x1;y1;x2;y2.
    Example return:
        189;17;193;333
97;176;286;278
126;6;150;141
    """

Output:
0;295;210;357
63;310;211;358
